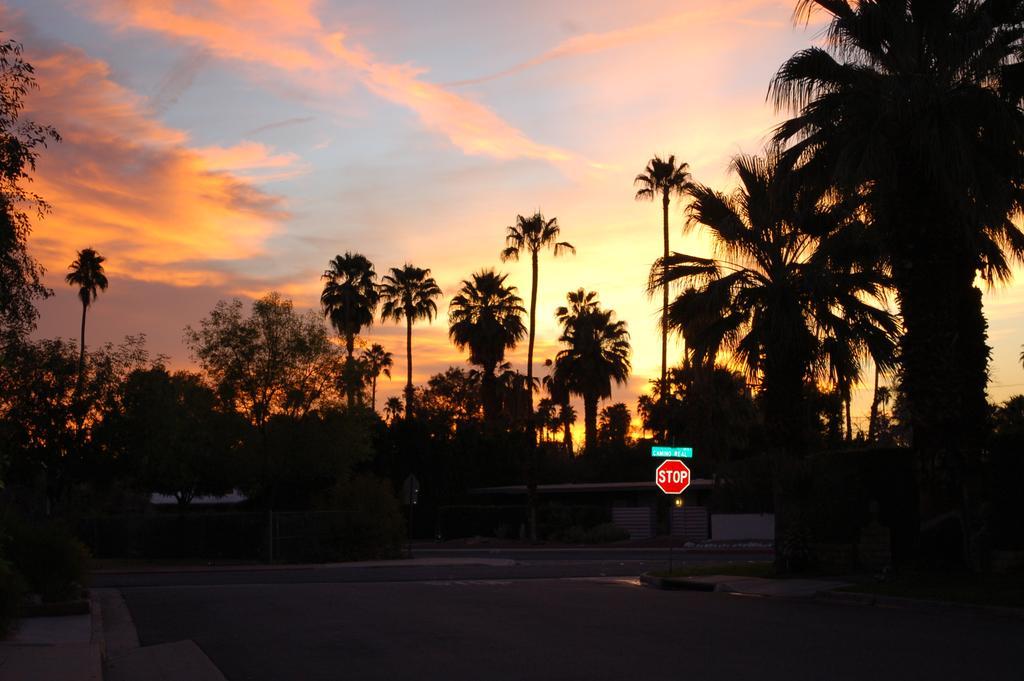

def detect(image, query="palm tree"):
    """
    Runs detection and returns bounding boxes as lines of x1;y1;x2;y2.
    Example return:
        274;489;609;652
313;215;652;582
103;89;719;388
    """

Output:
558;403;577;453
536;398;556;441
770;0;1024;522
552;290;631;450
321;253;380;408
361;343;393;412
500;212;574;421
652;151;897;568
383;396;404;424
634;156;692;411
65;248;108;381
448;270;527;421
379;264;442;420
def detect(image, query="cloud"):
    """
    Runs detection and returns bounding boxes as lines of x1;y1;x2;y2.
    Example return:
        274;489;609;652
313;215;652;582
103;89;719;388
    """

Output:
90;0;572;163
19;35;293;288
151;49;210;113
444;1;791;87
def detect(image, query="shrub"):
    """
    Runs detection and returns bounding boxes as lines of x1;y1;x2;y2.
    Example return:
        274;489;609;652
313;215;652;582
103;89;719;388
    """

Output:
0;559;25;637
584;522;629;544
300;475;405;562
5;519;89;602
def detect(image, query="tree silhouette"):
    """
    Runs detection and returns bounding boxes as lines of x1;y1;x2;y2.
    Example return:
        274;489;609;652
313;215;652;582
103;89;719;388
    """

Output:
634;155;691;417
552;289;631;451
770;0;1024;524
500;212;574;422
448;269;526;421
0;38;60;343
361;343;393;413
65;248;108;382
379;264;442;420
383;396;404;425
652;151;897;568
321;253;379;408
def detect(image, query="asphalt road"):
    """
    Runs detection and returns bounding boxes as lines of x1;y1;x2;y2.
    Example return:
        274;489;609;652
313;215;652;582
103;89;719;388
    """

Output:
105;551;1024;681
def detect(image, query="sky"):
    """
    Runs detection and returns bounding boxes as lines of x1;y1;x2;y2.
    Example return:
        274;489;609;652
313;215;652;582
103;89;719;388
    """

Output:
7;0;1024;432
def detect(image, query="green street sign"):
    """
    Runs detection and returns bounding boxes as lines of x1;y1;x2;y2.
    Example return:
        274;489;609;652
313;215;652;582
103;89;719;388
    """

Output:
651;446;693;459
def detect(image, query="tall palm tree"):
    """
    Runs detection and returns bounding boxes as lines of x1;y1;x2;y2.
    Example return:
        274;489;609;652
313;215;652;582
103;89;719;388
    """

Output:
653;151;897;568
379;264;442;420
770;0;1024;522
360;343;393;413
536;398;556;442
65;248;108;381
500;212;574;420
383;396;404;425
634;156;692;411
448;270;527;421
321;253;380;408
552;290;631;450
558;403;577;453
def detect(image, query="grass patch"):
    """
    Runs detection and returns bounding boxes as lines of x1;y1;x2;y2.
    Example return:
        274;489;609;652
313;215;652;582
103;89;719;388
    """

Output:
651;561;775;579
839;570;1024;609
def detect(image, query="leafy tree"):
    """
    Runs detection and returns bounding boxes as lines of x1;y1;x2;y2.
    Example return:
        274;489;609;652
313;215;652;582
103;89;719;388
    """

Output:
185;293;343;436
417;367;483;430
652;151;897;568
638;365;760;471
448;270;526;421
112;368;244;509
65;248;108;382
0;336;151;512
0;39;59;345
598;403;632;448
634;155;692;409
552;290;631;451
379;265;442;420
320;253;379;408
361;343;393;413
770;0;1024;524
500;212;574;419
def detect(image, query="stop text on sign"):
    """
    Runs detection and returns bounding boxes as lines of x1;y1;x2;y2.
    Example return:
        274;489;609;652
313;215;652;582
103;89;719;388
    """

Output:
655;459;691;495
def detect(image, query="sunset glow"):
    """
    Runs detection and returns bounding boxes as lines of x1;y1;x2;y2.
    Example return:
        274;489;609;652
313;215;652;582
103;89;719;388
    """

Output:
9;0;1022;425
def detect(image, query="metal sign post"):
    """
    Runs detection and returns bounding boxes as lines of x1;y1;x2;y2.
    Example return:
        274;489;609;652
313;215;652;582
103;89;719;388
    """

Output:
402;475;420;557
655;457;692;574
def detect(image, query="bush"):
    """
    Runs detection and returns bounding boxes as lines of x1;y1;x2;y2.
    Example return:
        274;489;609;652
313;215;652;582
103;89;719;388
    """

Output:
584;522;629;544
0;559;25;637
300;475;405;562
5;519;88;602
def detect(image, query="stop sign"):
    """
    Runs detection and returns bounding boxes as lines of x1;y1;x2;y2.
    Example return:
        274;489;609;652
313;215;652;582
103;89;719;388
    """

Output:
655;459;691;495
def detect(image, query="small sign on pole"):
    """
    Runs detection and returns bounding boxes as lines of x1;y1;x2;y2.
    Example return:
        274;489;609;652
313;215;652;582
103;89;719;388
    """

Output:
401;475;420;505
651;446;693;459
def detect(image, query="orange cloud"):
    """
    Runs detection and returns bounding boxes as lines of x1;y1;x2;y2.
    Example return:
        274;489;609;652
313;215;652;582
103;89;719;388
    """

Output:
91;0;572;162
22;42;289;288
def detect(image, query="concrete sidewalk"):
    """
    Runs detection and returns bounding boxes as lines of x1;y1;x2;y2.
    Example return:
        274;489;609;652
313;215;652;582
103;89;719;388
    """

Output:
641;572;850;597
92;555;518;575
0;615;102;681
95;588;228;680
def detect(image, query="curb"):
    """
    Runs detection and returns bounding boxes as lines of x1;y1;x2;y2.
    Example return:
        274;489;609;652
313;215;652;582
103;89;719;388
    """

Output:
88;590;106;658
814;588;1024;619
639;573;716;592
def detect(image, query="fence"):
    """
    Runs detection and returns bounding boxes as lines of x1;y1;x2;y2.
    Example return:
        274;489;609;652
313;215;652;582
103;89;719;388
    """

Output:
79;510;402;563
436;504;611;541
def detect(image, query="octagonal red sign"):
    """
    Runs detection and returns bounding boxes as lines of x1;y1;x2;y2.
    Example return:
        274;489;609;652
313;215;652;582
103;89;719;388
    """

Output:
655;459;691;495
